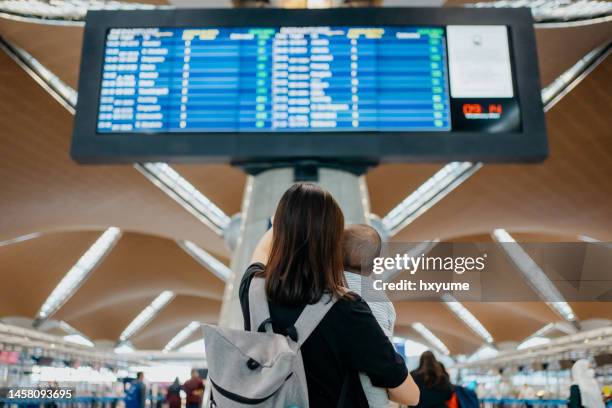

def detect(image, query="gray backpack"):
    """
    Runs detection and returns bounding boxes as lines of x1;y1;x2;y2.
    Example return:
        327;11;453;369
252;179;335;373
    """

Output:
203;277;340;407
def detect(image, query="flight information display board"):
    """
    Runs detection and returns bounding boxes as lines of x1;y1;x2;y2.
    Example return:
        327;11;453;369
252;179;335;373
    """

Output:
98;26;451;133
72;8;548;166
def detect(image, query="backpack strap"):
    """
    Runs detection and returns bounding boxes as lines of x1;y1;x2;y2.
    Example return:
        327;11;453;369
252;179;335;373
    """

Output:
248;277;273;333
249;276;337;343
293;294;337;347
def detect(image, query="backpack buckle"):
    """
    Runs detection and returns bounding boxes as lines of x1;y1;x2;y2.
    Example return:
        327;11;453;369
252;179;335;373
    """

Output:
246;358;260;370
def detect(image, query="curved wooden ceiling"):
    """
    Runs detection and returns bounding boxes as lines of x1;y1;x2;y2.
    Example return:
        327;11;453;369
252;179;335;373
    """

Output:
0;231;100;317
0;11;610;353
130;295;221;350
4;230;606;351
395;302;483;355
0;230;225;346
52;231;225;341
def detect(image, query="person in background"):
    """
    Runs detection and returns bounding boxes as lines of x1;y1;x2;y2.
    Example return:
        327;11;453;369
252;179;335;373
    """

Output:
44;382;59;408
182;369;204;408
410;351;453;408
519;383;537;408
125;372;146;408
166;378;181;408
441;363;478;408
342;223;396;407
155;389;163;408
138;373;147;408
569;359;605;408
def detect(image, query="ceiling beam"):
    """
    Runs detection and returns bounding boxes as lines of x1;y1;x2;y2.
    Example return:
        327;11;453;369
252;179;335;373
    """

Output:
442;294;494;344
118;290;175;343
491;228;579;325
34;227;121;326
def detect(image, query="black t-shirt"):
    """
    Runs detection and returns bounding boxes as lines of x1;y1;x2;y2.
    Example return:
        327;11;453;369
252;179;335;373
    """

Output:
239;263;408;408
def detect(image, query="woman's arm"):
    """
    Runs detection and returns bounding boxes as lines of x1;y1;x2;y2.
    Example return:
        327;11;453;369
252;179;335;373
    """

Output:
336;298;419;406
388;373;420;406
251;228;273;264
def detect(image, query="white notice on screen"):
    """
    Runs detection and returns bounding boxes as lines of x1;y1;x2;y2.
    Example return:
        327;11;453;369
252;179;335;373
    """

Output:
446;25;514;98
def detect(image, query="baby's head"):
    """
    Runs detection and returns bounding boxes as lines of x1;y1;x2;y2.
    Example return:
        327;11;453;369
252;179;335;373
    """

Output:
342;224;382;276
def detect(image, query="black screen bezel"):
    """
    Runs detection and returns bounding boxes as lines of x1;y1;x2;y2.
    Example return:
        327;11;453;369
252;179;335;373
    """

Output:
71;7;547;165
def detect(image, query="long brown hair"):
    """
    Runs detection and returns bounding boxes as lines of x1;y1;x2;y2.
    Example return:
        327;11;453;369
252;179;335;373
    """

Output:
415;351;449;388
262;183;345;306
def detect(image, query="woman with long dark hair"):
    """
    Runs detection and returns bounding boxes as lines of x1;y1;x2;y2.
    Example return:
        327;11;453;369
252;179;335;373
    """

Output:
239;183;419;407
410;351;453;408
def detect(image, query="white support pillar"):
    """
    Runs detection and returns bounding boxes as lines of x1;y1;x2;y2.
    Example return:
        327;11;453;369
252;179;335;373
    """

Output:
218;167;370;328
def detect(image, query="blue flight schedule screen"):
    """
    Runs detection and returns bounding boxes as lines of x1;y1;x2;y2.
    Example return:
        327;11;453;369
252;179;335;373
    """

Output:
97;26;451;133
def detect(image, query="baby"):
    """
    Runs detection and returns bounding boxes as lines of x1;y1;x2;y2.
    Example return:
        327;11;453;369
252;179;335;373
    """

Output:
342;224;397;408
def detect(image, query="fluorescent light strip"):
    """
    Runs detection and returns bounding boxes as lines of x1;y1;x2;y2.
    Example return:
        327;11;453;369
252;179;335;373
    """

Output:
491;229;577;323
411;322;450;355
382;162;482;236
530;322;555;338
0;0;160;22
466;344;498;362
136;163;231;235
39;320;86;336
37;320;96;347
0;39;76;114
517;336;551;350
63;334;95;347
35;227;121;323
163;321;201;352
579;235;612;250
530;322;576;339
114;342;135;354
0;232;42;247
516;323;554;351
542;44;611;113
178;240;230;282
442;294;494;343
119;291;175;342
466;0;612;23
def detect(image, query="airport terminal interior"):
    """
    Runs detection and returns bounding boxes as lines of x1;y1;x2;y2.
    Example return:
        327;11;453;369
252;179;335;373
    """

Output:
0;0;611;407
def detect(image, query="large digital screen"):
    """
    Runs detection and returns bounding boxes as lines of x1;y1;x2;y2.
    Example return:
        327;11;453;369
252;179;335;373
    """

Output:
98;26;452;133
72;8;547;165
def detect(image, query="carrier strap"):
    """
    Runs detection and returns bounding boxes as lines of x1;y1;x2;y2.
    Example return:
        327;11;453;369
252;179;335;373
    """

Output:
248;277;337;346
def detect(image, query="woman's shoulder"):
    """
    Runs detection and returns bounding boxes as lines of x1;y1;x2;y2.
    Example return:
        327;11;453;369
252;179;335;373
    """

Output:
246;262;265;277
239;263;265;302
328;291;377;319
241;262;264;285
